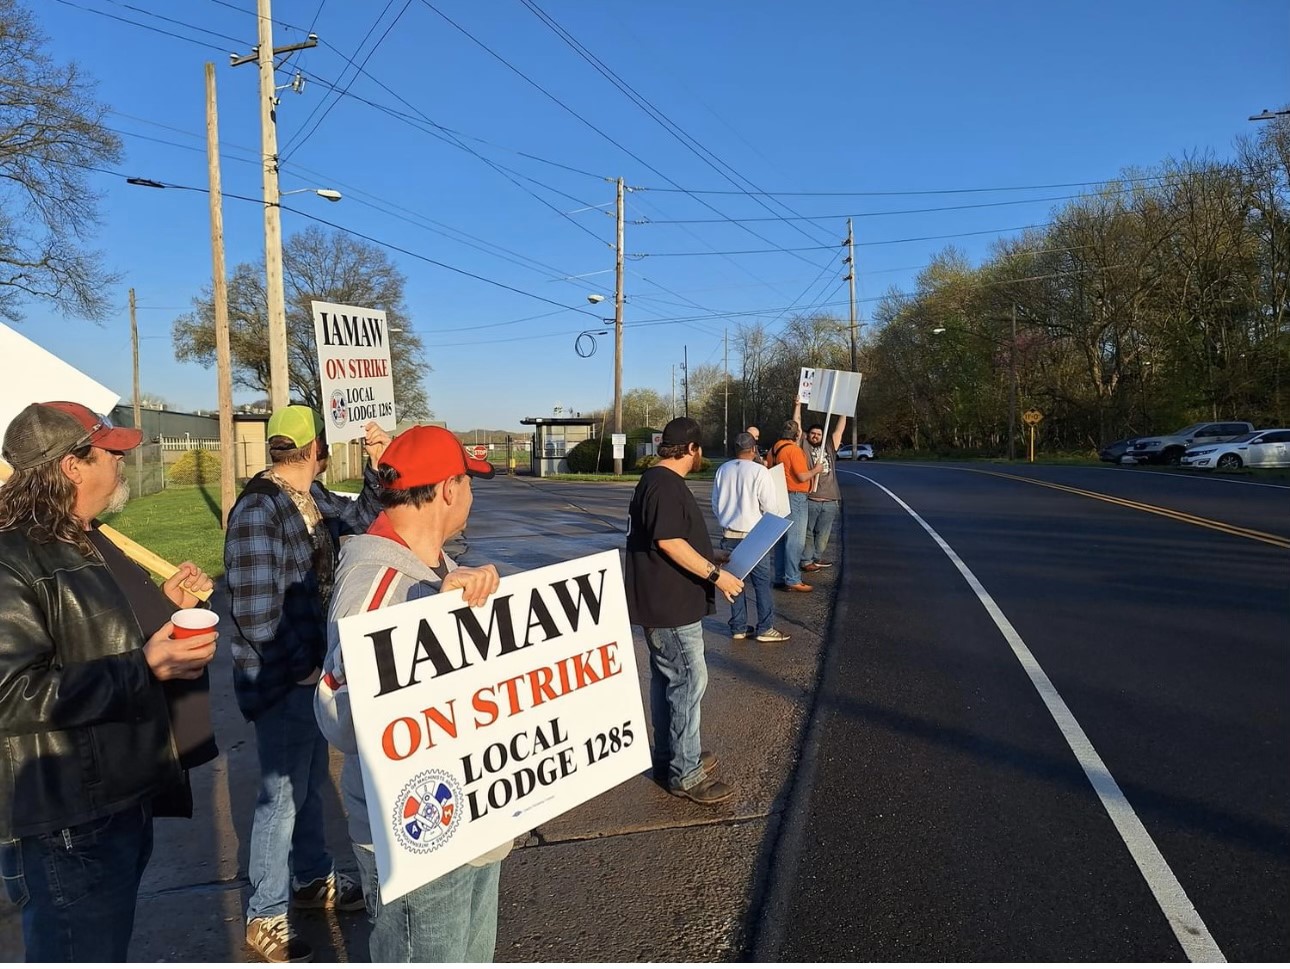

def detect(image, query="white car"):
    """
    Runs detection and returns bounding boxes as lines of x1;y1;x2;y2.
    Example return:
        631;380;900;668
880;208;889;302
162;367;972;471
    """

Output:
836;444;875;460
1180;429;1290;470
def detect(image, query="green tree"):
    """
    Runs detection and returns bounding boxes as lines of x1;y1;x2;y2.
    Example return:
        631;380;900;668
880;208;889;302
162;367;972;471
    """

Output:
0;0;122;321
172;226;432;420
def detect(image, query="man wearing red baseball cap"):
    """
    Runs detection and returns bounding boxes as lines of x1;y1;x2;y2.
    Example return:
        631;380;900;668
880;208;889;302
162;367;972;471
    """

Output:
315;424;507;962
0;401;218;960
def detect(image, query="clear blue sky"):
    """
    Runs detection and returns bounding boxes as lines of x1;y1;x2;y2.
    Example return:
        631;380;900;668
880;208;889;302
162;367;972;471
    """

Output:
25;0;1290;430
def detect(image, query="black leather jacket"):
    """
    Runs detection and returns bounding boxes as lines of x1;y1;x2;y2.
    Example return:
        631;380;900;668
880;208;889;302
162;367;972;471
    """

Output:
0;528;181;840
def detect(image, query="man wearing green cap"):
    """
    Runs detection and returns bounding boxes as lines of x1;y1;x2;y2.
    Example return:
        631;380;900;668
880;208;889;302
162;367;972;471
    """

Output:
225;405;390;962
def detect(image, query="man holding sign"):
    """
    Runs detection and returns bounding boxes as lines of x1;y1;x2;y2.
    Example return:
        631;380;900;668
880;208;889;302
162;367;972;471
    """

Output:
226;405;390;962
0;402;219;960
315;425;510;962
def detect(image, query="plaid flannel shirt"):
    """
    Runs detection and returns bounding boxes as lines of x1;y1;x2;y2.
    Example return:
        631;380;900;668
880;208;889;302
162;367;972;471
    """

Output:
224;468;381;721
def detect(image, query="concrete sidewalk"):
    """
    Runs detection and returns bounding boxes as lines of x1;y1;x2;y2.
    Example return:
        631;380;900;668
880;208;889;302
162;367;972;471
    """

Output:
0;476;839;961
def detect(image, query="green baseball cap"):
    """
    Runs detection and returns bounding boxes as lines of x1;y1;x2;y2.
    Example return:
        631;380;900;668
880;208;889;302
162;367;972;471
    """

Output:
267;405;324;447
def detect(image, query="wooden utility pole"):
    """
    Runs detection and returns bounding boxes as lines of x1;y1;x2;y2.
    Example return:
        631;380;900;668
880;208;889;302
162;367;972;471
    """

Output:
683;345;689;417
129;288;142;489
612;177;625;475
671;364;676;419
846;218;859;454
1009;303;1018;461
207;63;236;526
723;328;729;455
231;0;317;412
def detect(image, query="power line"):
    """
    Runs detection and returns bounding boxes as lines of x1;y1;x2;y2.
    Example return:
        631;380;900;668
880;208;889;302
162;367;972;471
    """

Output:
638;192;1110;224
48;0;230;52
280;0;408;161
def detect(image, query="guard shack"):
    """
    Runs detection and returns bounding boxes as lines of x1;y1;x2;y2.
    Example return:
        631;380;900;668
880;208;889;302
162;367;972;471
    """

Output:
521;415;598;477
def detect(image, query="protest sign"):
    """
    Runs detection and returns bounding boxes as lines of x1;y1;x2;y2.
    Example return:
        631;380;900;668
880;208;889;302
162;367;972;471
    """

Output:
726;513;790;579
797;367;816;405
339;550;650;903
809;369;863;417
312;300;396;443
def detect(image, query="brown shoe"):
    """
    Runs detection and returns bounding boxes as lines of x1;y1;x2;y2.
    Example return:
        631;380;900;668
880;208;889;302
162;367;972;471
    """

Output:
670;776;735;805
785;582;813;592
652;750;718;783
801;563;822;573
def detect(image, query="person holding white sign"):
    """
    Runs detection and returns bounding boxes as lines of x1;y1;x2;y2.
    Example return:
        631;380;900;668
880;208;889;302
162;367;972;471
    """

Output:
766;420;816;593
711;433;789;643
792;400;846;573
315;425;509;962
625;417;743;805
226;405;390;963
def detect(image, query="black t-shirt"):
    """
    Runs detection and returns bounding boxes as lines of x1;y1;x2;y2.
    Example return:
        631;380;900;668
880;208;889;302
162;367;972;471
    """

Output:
625;466;715;628
88;527;218;771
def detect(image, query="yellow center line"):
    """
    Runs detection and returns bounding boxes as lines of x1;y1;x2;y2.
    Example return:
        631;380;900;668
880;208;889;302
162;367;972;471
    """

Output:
958;468;1290;550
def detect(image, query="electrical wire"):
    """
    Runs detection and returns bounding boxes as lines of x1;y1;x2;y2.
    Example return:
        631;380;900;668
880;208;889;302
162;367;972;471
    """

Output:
638;192;1114;224
48;0;230;52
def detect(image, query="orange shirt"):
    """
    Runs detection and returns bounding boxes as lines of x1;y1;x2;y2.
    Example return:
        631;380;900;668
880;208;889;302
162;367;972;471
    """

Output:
769;440;810;492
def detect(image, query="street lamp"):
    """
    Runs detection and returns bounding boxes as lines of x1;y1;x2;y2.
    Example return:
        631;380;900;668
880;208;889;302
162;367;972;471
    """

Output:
280;187;342;202
1249;108;1290;121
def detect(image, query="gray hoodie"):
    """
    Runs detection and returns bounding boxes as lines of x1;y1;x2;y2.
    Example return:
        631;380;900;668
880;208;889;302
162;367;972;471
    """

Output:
314;531;512;866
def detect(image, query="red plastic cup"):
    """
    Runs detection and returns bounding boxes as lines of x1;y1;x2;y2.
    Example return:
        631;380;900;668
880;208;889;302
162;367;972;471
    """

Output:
172;608;218;639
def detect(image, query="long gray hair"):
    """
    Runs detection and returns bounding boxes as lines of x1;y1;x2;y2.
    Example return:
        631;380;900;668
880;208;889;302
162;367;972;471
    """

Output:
0;444;96;558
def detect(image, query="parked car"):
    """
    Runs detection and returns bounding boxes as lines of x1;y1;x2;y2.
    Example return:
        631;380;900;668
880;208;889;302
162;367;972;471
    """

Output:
836;444;875;460
1180;429;1290;470
1123;421;1254;465
1098;437;1139;463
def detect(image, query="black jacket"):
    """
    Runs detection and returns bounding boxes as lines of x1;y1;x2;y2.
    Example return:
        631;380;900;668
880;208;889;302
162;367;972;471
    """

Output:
0;527;181;839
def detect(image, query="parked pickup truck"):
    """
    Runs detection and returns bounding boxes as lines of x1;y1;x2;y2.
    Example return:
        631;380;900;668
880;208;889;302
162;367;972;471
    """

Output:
1122;421;1254;465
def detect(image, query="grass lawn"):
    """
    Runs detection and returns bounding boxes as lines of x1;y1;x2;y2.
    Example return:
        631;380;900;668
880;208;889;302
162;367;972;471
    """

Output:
102;484;226;580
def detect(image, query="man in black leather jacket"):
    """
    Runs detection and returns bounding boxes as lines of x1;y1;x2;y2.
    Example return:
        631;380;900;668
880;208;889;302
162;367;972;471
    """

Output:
0;401;218;961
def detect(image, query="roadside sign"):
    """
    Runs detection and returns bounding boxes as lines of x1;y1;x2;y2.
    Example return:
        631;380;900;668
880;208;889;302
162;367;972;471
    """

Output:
1023;409;1044;426
472;445;488;460
611;433;627;447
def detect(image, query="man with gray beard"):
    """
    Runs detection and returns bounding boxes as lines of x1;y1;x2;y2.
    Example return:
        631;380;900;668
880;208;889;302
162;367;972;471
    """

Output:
0;401;218;960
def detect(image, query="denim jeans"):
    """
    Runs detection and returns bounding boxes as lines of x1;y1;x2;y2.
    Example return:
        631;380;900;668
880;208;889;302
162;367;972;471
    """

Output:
774;492;810;585
643;622;710;791
353;843;500;962
0;802;153;961
721;536;774;635
802;499;839;565
246;683;334;922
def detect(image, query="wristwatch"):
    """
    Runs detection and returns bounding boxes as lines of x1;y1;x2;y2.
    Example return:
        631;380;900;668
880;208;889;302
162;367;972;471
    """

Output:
705;563;722;583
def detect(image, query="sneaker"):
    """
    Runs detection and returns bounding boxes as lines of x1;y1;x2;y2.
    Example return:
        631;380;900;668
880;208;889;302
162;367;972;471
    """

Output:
246;915;313;963
291;870;365;912
731;627;753;640
756;628;791;643
813;560;834;569
801;562;822;573
670;776;735;805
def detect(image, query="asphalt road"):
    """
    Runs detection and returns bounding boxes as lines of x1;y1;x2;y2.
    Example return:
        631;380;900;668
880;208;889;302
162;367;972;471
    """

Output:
766;462;1289;962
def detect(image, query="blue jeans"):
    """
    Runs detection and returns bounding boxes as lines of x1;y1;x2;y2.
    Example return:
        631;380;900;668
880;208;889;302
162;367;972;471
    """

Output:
0;802;153;961
246;683;334;922
644;622;710;791
774;492;810;585
722;536;774;635
803;499;839;565
353;844;500;961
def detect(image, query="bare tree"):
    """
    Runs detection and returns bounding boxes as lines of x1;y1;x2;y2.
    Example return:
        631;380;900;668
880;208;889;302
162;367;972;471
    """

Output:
0;0;122;321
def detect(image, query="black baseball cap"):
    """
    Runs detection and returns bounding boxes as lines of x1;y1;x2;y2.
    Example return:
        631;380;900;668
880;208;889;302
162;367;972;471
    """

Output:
660;417;702;447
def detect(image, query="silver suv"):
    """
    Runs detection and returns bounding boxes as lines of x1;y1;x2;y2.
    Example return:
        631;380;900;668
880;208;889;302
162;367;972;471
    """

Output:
1124;421;1254;465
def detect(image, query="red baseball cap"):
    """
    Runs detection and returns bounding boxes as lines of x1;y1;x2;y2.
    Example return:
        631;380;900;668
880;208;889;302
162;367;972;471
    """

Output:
2;401;143;471
378;425;495;489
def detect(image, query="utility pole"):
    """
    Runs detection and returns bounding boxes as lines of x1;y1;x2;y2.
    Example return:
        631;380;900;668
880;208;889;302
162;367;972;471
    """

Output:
207;63;236;526
612;177;625;475
671;364;676;419
845;218;859;453
683;345;689;417
723;328;729;455
129;288;142;490
1009;303;1018;461
231;0;317;412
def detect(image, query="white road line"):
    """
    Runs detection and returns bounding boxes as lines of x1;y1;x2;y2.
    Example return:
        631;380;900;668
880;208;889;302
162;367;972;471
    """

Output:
1088;465;1290;490
842;469;1227;963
